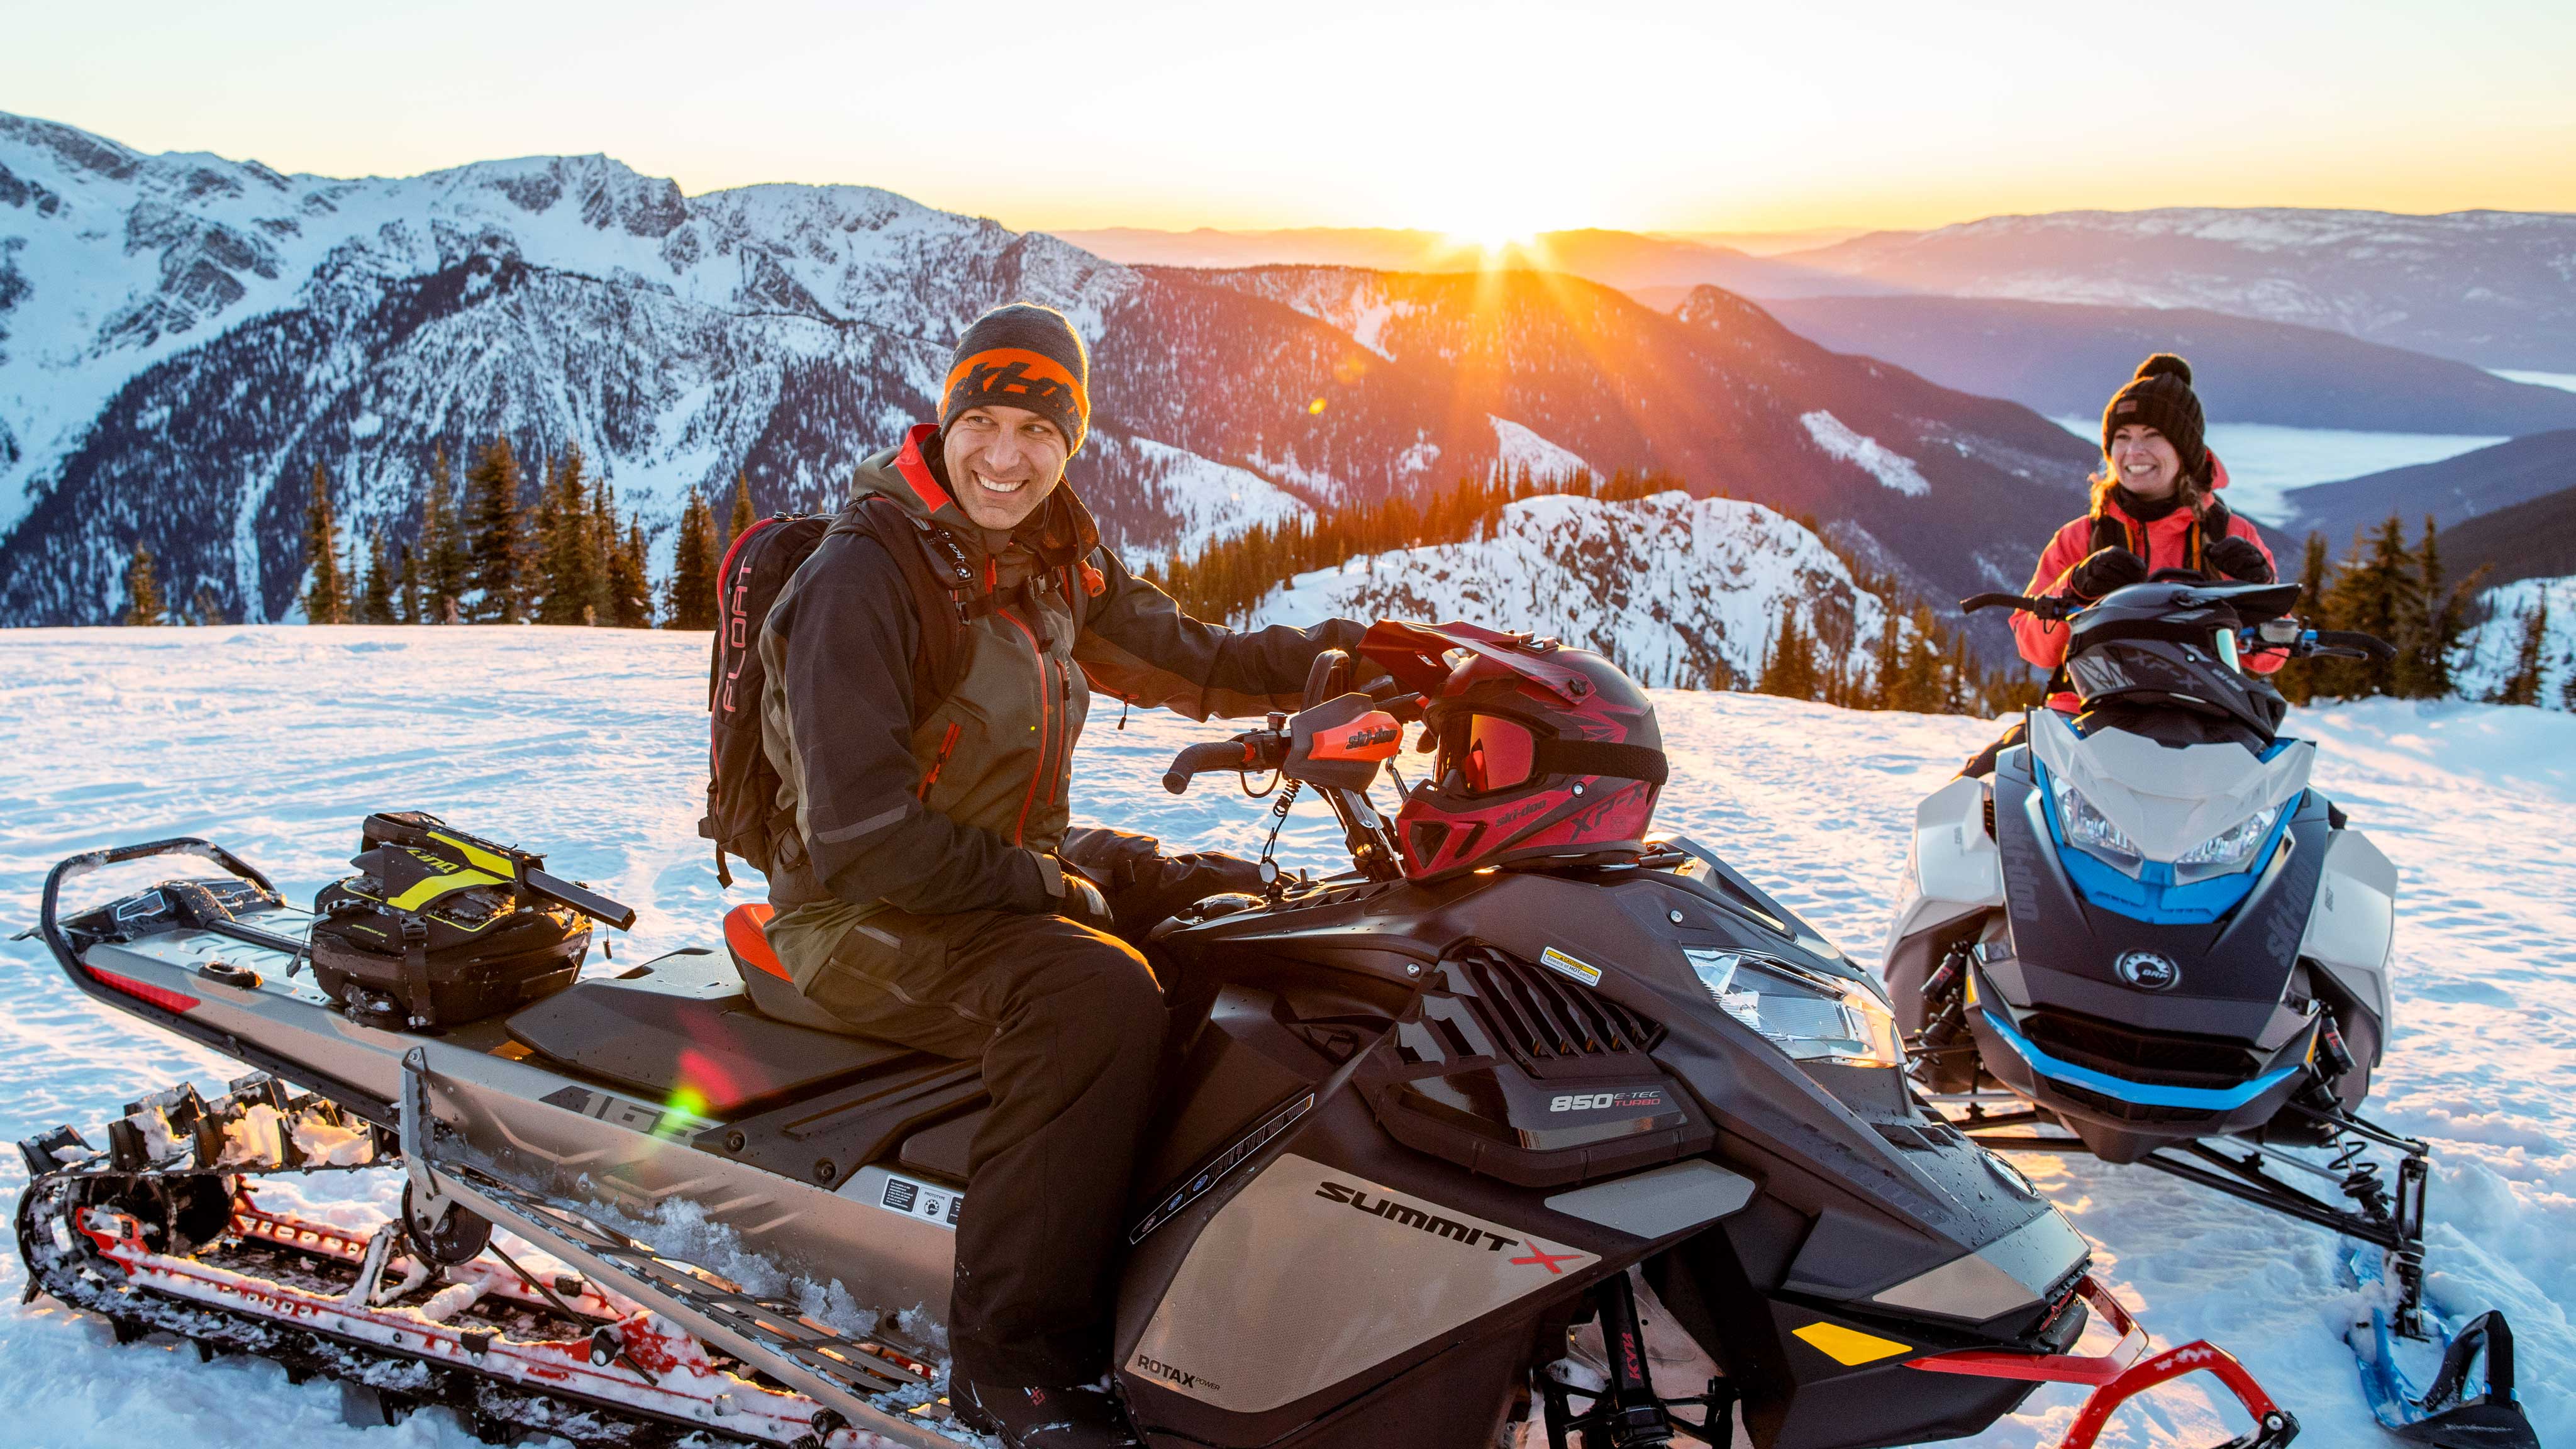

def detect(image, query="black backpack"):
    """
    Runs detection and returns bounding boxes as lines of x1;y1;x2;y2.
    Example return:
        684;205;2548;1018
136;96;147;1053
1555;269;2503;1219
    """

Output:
697;497;976;886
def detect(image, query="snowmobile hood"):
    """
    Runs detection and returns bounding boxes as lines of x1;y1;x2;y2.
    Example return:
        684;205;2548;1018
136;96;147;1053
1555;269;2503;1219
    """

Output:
850;423;1101;569
2029;708;2314;864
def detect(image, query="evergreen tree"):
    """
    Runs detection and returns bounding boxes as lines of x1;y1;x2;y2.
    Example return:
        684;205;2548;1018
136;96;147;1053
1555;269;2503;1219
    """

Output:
124;541;164;626
1756;602;1819;701
302;463;349;625
538;448;607;624
421;445;470;623
396;542;420;625
357;529;396;625
588;472;621;624
609;517;652;627
725;474;757;555
191;586;225;627
2317;517;2413;699
2278;531;2332;704
2399;516;2480;699
464;436;528;621
669;487;718;630
2490;597;2550;708
1865;609;1902;709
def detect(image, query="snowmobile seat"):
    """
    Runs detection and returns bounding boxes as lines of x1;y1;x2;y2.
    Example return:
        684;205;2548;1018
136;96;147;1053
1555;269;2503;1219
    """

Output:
505;948;915;1116
722;902;854;1033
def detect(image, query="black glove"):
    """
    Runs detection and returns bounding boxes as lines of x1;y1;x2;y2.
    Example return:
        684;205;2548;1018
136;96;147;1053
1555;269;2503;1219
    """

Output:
2066;547;2148;600
2204;535;2273;584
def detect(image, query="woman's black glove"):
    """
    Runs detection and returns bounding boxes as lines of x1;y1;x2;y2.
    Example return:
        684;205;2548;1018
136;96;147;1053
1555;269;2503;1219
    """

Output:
2067;547;2148;600
2204;535;2273;584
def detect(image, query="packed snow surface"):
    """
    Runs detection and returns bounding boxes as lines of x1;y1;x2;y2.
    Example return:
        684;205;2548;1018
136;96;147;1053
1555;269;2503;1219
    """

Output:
2048;417;2506;523
1;628;2571;1448
1800;411;1931;497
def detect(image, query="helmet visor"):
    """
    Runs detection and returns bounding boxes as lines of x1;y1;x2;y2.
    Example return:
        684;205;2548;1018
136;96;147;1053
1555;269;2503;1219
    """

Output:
1445;714;1537;794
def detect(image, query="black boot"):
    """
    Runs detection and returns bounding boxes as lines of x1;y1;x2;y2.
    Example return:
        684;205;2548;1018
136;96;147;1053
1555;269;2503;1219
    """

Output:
952;1376;1143;1448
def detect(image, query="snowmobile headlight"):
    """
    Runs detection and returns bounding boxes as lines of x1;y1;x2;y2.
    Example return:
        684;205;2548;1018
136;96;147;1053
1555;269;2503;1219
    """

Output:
2174;801;2286;874
1686;950;1902;1068
2047;774;2140;869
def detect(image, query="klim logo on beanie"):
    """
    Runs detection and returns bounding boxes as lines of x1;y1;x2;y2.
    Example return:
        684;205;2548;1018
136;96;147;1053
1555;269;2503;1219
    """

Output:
940;303;1092;453
943;348;1085;419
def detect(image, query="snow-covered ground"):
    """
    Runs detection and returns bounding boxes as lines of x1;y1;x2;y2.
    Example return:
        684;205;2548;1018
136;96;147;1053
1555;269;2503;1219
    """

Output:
2049;418;2504;521
0;628;2569;1447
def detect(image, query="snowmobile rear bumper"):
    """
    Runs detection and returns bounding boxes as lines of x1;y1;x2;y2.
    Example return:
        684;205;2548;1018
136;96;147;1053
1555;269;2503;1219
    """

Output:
1905;1275;2298;1449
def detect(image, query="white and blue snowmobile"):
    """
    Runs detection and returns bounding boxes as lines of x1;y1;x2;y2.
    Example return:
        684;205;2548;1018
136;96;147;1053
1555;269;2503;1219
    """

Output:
1883;580;2539;1449
13;625;2304;1449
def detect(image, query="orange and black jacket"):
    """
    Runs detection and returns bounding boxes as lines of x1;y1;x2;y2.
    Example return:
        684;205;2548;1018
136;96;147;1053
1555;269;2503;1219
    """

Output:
758;425;1363;929
2014;462;2280;713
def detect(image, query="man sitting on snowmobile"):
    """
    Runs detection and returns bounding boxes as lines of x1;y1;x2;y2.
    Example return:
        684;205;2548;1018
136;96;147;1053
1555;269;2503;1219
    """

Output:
1961;353;2280;776
757;303;1371;1448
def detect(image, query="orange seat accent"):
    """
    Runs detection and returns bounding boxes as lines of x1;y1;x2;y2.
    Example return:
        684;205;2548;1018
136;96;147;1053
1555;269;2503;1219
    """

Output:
724;902;789;980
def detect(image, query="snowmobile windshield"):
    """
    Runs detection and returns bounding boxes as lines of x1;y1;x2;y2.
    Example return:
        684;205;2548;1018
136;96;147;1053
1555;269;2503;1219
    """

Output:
2063;636;2287;743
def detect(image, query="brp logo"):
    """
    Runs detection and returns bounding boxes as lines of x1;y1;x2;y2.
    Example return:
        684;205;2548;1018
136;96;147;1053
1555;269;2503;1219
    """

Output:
2115;950;2182;991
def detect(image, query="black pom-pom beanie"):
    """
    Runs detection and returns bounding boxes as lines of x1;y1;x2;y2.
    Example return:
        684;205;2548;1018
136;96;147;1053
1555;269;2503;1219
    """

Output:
2100;353;2207;480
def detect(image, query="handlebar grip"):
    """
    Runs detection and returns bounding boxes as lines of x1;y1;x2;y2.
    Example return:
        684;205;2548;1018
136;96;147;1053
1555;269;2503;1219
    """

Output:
2311;629;2396;661
1163;740;1255;795
524;867;639;931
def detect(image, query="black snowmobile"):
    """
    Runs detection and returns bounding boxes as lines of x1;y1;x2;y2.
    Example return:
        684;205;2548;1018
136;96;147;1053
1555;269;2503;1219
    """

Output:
16;621;2299;1449
1882;580;2538;1448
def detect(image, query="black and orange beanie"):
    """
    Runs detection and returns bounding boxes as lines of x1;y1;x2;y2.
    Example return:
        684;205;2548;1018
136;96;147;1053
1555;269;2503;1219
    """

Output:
941;303;1091;454
2101;353;2207;480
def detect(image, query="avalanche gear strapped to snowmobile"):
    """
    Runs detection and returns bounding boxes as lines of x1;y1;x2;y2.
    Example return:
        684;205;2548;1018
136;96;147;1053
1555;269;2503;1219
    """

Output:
1885;580;2539;1449
21;624;2302;1449
309;811;634;1030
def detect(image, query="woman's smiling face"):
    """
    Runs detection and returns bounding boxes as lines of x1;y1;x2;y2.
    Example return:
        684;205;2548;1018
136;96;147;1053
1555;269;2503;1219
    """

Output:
2107;424;2184;501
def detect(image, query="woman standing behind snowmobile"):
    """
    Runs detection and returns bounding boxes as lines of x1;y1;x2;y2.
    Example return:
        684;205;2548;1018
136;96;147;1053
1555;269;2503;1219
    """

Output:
1962;353;2280;775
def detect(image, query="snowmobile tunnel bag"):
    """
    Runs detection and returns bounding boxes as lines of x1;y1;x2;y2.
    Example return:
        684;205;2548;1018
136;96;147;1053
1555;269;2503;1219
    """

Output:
308;811;636;1030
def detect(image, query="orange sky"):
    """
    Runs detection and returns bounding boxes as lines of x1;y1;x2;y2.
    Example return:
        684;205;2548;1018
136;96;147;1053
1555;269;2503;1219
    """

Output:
4;0;2570;235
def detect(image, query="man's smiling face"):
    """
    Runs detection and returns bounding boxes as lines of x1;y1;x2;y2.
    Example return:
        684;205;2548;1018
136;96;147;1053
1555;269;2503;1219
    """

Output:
941;404;1069;534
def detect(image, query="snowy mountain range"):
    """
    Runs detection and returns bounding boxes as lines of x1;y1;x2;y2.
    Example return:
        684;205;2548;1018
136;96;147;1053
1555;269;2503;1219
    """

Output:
1258;490;1892;689
0;111;2103;630
1775;209;2576;372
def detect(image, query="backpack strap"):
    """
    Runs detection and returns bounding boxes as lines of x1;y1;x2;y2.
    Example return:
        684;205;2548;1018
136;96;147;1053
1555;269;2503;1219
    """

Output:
844;496;977;723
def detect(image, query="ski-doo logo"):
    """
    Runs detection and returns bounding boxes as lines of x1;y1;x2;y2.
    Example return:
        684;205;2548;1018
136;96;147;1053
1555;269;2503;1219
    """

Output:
1132;1352;1217;1393
2115;950;2181;991
1314;1181;1520;1253
1548;1089;1666;1113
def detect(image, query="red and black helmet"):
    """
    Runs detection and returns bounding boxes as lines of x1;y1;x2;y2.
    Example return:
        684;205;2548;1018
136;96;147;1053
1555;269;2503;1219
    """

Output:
1358;621;1667;882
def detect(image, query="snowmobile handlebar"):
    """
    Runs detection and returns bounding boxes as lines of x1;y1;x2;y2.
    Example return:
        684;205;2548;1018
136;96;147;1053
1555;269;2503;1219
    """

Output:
1162;735;1284;794
2298;628;2397;661
1960;592;2075;620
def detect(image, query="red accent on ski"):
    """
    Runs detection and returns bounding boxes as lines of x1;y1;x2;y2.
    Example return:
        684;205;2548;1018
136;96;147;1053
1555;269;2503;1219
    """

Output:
87;966;197;1014
1510;1243;1582;1275
1904;1275;2293;1449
